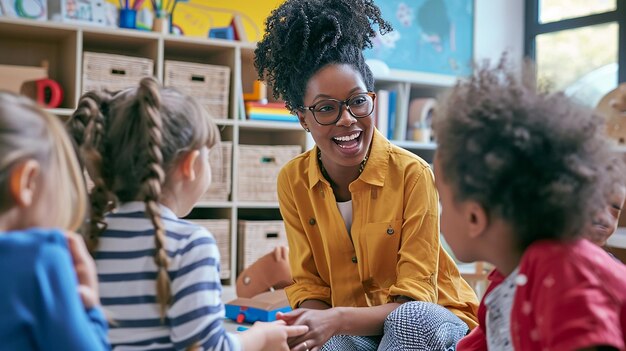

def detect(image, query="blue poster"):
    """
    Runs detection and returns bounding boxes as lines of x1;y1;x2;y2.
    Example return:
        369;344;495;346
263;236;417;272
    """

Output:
364;0;474;77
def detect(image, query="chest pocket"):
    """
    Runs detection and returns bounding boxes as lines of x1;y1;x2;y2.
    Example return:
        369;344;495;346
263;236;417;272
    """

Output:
363;219;402;287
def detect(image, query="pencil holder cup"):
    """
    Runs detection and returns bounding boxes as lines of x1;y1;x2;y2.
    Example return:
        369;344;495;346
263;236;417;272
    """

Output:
119;9;137;29
152;11;170;34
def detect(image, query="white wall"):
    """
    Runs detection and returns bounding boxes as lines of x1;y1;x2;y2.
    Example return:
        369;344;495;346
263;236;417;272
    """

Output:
474;0;525;67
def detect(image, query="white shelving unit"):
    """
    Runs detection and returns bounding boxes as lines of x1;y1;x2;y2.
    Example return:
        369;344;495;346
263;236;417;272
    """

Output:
371;69;453;162
0;17;309;285
374;70;456;88
392;140;438;151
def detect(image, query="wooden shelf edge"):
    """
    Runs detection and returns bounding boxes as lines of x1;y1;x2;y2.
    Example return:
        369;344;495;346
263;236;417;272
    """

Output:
195;201;233;208
215;119;236;126
0;17;256;49
45;108;75;116
392;140;437;150
238;120;304;131
236;201;280;209
374;69;457;88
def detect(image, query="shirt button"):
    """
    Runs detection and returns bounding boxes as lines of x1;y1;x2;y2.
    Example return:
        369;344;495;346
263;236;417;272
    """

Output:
351;256;358;263
309;218;316;225
387;227;395;235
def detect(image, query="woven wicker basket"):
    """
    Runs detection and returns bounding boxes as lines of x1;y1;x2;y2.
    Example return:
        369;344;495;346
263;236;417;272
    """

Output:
200;141;232;202
191;219;231;279
82;52;153;94
238;220;288;272
237;145;301;202
164;60;230;119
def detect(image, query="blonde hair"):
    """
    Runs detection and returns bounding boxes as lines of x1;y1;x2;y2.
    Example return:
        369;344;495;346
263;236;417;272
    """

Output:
68;77;220;319
0;92;87;231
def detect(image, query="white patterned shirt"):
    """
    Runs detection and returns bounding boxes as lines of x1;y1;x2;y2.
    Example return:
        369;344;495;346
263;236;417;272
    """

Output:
485;267;518;351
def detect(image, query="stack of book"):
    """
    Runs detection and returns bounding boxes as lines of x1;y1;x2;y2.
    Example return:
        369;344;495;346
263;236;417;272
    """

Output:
245;101;298;122
242;81;298;122
375;89;398;140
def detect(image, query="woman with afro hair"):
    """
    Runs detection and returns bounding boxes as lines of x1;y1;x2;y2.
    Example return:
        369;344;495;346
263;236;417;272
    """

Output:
255;0;479;350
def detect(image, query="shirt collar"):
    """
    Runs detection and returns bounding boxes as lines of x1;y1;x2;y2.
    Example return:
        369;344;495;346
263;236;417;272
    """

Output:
307;128;390;189
115;201;178;220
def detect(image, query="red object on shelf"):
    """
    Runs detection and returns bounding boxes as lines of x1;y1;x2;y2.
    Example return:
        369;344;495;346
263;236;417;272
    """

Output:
33;78;63;108
20;78;64;109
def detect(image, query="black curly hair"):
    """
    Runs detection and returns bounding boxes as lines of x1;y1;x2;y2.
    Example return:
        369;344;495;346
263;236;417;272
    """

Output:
433;59;624;250
255;0;392;112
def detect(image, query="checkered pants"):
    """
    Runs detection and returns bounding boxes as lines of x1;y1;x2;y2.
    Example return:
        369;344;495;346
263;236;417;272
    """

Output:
320;301;467;351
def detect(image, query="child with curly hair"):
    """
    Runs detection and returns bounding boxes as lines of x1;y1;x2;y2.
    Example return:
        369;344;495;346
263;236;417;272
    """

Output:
255;0;479;350
68;77;307;351
434;61;626;350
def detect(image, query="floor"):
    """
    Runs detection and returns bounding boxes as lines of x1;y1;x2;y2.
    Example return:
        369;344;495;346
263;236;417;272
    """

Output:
221;285;246;333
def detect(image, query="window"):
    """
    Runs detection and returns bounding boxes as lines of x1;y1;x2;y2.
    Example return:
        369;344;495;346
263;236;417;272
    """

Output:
525;0;625;107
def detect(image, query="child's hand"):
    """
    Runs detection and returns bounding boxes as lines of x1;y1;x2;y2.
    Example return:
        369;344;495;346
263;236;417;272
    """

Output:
244;320;308;351
276;308;340;351
65;231;100;309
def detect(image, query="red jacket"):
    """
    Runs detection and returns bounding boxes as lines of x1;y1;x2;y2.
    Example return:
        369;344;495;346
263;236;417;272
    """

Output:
457;239;626;351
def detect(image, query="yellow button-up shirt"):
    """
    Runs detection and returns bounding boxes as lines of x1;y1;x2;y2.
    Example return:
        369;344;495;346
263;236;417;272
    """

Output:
277;130;479;329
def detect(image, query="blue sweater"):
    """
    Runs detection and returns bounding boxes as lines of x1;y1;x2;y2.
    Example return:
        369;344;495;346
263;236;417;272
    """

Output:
0;228;109;350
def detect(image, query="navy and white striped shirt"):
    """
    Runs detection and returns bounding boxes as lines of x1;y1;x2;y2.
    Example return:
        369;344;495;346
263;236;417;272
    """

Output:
96;202;240;351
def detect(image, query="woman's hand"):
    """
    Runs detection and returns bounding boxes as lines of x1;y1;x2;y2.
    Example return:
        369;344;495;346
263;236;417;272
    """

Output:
65;231;100;309
242;320;308;351
276;308;342;351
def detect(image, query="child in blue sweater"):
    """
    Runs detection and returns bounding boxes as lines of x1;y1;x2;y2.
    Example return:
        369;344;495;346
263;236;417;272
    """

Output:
0;92;109;350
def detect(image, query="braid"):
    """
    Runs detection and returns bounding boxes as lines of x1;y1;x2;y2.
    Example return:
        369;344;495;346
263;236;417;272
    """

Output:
137;77;170;319
255;0;391;111
74;76;219;324
69;91;114;253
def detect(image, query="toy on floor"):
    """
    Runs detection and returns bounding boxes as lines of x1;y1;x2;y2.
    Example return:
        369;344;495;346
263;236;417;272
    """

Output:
225;290;292;324
225;246;293;324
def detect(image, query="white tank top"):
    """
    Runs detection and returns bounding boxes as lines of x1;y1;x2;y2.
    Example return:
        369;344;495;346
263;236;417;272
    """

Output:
336;200;353;233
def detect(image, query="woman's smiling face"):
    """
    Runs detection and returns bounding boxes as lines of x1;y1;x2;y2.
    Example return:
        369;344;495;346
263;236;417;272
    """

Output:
298;63;375;170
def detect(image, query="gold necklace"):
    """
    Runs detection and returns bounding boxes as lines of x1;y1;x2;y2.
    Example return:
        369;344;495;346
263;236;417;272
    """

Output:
317;149;369;184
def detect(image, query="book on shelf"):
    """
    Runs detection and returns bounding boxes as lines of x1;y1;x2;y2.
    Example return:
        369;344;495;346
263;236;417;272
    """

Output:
245;101;298;122
247;114;299;122
231;14;247;42
387;90;397;140
374;87;411;141
395;85;411;141
375;89;389;138
243;81;267;102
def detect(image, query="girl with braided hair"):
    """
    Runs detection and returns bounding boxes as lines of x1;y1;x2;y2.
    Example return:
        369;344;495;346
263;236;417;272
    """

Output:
69;77;308;351
0;92;108;350
255;1;478;350
435;62;626;350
